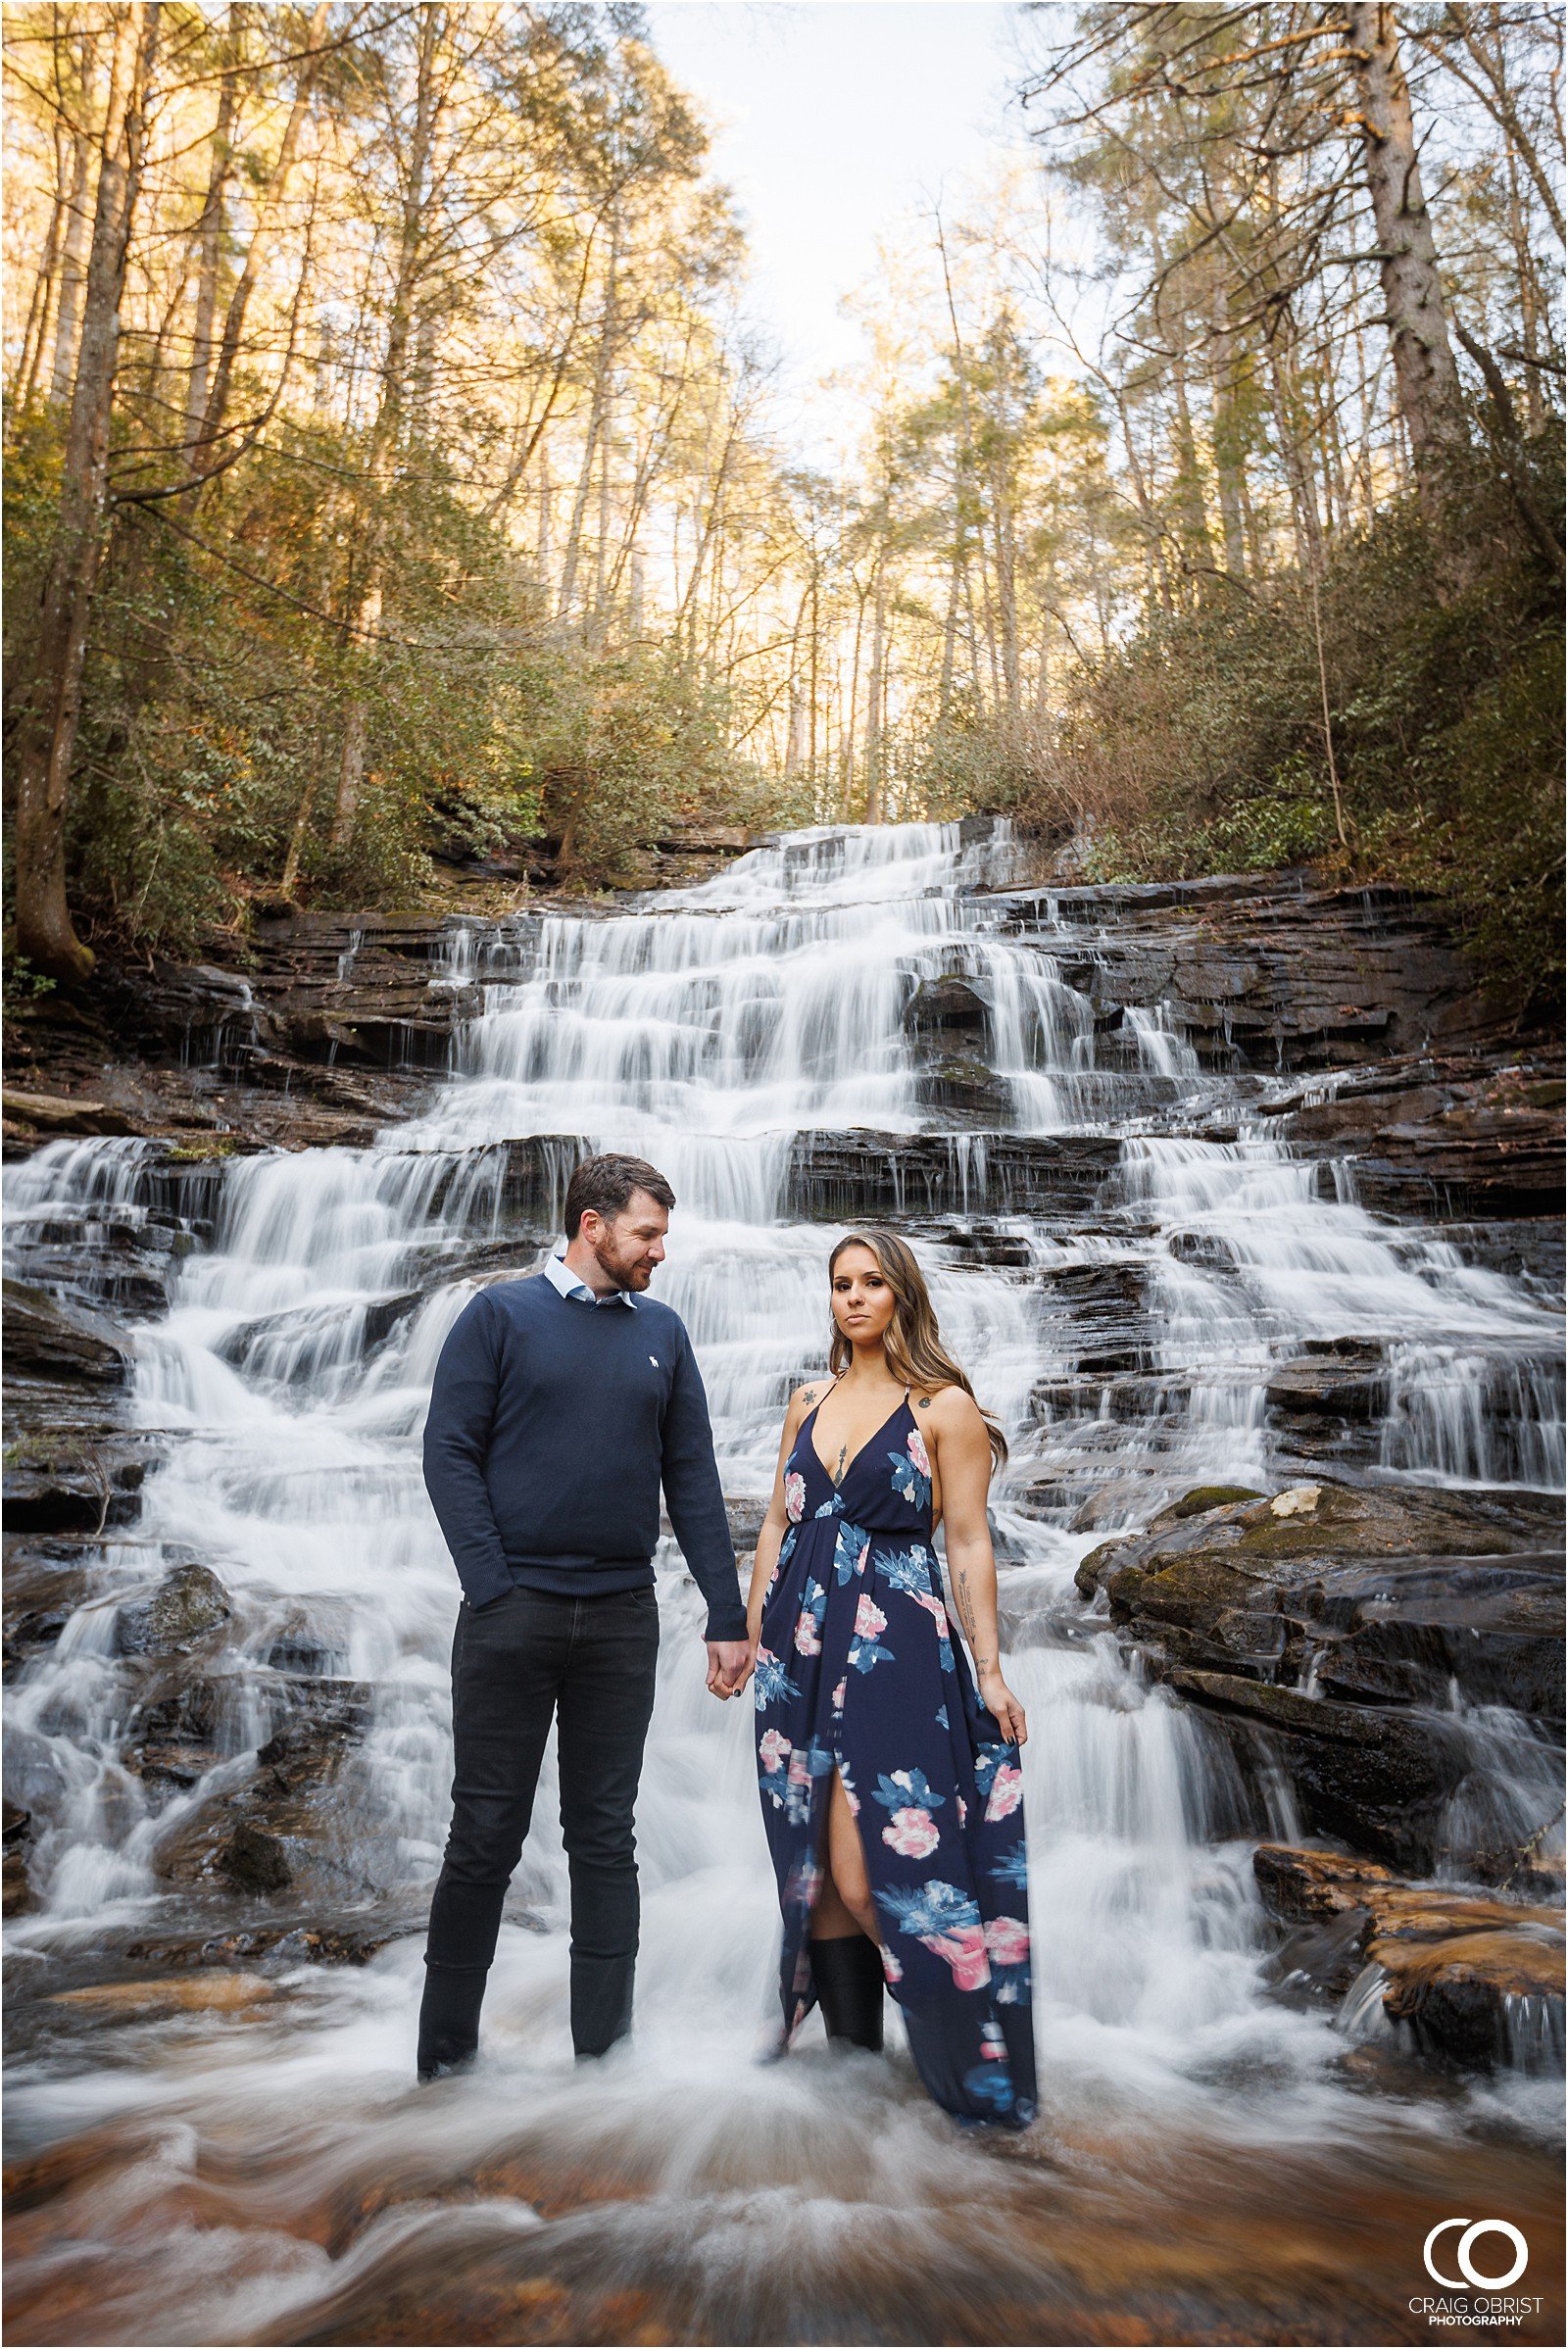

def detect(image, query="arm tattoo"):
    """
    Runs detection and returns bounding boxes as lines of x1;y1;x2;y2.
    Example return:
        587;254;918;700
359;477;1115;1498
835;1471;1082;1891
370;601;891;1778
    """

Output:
956;1565;995;1674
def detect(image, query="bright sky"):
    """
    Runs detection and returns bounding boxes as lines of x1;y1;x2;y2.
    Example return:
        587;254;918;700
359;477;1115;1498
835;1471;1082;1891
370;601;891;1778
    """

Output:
644;1;1025;447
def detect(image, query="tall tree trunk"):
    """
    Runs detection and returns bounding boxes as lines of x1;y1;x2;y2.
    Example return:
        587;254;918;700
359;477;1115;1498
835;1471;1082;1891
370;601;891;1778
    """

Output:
808;562;819;796
1345;1;1466;476
991;441;1021;714
841;582;866;822
1266;333;1325;576
558;212;619;626
185;6;242;451
1500;137;1547;434
591;404;612;640
331;5;440;852
674;409;741;642
864;556;887;824
15;124;70;410
535;450;553;573
935;213;994;703
1209;312;1249;579
197;0;328;467
1115;389;1173;616
783;581;810;773
12;1;160;983
937;514;961;721
1168;338;1213;599
49;27;101;404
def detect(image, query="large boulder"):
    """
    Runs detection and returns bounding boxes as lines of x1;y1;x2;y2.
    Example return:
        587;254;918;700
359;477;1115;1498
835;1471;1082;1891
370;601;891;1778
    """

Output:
0;1090;142;1140
1077;1481;1561;1706
114;1563;231;1659
1078;1481;1563;1869
1172;1669;1468;1866
916;1052;1011;1123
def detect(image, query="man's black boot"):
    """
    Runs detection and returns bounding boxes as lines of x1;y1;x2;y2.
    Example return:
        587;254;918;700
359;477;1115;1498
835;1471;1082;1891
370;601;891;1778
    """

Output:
810;1933;885;2053
416;1959;488;2080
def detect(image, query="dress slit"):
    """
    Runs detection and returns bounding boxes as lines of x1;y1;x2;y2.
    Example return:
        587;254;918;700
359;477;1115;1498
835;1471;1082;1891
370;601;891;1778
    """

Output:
754;1395;1037;2129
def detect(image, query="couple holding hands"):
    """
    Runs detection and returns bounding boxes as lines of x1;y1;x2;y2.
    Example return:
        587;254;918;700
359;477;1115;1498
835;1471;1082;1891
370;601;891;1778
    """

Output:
419;1151;1035;2129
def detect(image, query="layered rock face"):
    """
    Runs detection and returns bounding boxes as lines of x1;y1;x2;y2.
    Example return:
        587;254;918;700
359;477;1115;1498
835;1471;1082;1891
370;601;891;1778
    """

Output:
1075;1481;1562;1867
3;825;1561;2094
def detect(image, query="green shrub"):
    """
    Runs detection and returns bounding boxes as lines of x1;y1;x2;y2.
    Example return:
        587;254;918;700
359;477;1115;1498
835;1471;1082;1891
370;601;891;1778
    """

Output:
532;650;738;888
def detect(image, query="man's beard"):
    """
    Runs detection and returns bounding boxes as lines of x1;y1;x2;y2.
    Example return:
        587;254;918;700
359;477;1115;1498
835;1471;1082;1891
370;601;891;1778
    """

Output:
593;1234;650;1290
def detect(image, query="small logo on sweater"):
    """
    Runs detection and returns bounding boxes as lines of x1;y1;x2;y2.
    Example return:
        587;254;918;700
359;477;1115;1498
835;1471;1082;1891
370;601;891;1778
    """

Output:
649;1355;660;1367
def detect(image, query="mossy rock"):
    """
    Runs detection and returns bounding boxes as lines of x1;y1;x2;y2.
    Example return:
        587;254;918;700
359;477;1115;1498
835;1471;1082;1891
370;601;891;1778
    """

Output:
1102;1563;1151;1614
1167;1484;1264;1519
115;1563;230;1658
1074;1540;1123;1597
166;1136;243;1163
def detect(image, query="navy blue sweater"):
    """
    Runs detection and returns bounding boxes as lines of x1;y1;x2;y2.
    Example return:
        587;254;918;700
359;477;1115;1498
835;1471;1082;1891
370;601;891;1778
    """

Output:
421;1275;746;1639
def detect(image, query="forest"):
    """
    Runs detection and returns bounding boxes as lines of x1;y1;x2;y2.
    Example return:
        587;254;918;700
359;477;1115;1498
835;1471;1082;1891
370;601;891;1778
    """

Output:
3;2;1563;1005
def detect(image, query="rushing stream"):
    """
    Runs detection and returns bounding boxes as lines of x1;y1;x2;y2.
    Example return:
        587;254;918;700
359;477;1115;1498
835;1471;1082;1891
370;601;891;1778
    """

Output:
4;821;1563;2345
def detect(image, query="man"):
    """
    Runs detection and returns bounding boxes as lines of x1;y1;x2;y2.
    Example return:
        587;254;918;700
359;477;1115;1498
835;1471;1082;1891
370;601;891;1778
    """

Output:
417;1151;752;2080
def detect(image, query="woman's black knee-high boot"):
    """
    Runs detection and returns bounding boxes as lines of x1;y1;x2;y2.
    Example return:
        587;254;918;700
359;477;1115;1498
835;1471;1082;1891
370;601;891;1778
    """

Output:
416;1960;488;2081
810;1933;885;2053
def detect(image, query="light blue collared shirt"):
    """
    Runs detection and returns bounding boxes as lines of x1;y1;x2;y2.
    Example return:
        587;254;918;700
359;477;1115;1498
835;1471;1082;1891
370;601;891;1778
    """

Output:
544;1248;637;1309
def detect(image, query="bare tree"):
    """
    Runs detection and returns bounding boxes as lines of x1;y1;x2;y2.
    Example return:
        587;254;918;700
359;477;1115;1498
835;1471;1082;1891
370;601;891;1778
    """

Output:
11;0;161;982
1345;2;1467;473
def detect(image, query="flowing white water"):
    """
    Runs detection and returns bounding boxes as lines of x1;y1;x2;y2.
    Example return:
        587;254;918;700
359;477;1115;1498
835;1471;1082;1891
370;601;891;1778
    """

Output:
4;818;1562;2341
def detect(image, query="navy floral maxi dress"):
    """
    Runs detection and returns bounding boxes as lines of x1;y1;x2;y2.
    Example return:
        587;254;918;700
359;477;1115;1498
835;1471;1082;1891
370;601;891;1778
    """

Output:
754;1393;1038;2129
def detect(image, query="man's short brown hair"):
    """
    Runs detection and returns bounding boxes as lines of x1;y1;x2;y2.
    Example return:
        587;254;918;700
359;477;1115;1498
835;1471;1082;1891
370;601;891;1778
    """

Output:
563;1152;676;1239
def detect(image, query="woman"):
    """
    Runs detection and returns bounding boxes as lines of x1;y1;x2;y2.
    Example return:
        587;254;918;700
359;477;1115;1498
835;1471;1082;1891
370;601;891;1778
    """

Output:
745;1229;1037;2129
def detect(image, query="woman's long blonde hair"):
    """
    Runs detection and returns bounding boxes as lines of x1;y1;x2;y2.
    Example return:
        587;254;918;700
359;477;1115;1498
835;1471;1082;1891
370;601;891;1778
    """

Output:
827;1228;1007;1470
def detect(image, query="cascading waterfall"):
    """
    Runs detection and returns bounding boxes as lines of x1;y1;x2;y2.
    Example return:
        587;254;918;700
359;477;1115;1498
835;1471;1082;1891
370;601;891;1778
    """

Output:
4;817;1562;2345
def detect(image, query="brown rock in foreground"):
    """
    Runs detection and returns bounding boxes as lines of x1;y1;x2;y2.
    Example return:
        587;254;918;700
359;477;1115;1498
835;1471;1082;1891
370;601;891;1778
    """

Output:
1254;1841;1564;2069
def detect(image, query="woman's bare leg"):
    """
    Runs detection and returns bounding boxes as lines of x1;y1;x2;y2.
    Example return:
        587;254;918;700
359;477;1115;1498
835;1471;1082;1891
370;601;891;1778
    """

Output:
812;1771;878;1941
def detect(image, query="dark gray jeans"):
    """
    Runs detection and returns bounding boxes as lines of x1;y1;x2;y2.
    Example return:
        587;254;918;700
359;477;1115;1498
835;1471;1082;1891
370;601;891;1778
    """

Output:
420;1583;660;2062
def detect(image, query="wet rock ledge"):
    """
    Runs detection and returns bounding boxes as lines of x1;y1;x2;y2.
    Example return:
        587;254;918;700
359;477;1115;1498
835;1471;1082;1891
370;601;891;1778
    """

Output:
996;871;1531;1067
1075;1479;1563;1873
6;867;1563;1205
1075;1477;1565;2073
4;911;474;1157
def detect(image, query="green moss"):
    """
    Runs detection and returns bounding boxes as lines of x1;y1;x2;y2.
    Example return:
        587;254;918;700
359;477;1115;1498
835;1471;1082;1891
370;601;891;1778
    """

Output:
1135;1554;1263;1628
1169;1485;1265;1519
1074;1539;1123;1597
1103;1564;1151;1616
1236;1517;1341;1558
165;1137;242;1162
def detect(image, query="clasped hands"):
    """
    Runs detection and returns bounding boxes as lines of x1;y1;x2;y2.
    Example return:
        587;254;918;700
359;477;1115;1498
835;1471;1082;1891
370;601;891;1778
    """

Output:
705;1638;755;1700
